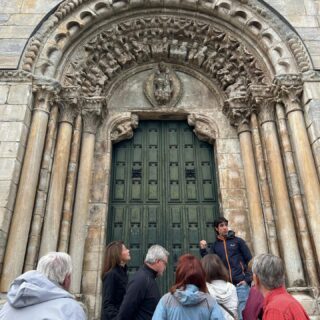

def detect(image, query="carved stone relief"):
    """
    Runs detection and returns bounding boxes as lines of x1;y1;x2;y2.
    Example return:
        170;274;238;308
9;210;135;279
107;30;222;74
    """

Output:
110;114;139;143
144;62;182;108
62;15;268;103
187;113;218;144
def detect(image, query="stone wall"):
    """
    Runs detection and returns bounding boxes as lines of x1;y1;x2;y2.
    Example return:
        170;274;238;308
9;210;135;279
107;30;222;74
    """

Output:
0;79;32;274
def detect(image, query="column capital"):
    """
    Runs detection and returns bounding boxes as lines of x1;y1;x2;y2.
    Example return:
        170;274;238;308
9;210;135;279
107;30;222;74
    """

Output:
57;86;81;124
223;95;252;134
32;78;61;113
274;74;303;114
81;96;106;134
249;84;276;124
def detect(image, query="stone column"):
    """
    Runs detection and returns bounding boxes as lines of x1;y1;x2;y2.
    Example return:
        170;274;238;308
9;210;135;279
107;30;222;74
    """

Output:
223;94;268;255
250;113;280;256
23;104;59;272
69;96;104;294
58;114;82;252
250;84;305;287
275;74;320;267
276;103;319;288
0;80;60;291
39;86;80;257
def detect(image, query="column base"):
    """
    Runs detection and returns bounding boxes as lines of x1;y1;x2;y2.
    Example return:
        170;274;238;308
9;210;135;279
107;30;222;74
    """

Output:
288;287;320;319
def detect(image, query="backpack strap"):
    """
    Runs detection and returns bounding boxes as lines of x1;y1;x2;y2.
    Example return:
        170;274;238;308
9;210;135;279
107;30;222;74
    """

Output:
218;303;236;319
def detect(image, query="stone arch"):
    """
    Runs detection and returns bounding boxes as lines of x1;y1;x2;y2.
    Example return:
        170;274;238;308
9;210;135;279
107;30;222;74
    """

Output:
2;1;320;319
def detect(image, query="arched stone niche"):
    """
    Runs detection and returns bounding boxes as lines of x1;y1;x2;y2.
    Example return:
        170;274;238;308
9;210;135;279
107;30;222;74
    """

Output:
2;1;320;319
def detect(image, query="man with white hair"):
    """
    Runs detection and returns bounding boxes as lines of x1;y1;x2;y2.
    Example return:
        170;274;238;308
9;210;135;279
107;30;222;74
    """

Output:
0;252;86;320
117;244;169;320
252;253;309;320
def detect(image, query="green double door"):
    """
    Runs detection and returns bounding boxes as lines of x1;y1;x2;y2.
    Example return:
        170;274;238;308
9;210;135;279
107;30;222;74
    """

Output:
108;121;219;293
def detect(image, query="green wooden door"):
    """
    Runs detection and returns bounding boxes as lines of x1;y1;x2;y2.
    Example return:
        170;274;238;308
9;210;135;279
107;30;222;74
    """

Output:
107;121;219;293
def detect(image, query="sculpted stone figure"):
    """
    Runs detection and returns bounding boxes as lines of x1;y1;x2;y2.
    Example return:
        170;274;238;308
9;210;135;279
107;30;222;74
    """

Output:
153;62;173;105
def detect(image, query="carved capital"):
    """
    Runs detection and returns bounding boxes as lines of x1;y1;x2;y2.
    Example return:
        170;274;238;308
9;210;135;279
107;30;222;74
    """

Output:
81;96;105;134
111;114;139;143
58;86;81;124
187;113;217;144
249;85;275;124
274;74;303;114
223;96;252;133
32;78;61;113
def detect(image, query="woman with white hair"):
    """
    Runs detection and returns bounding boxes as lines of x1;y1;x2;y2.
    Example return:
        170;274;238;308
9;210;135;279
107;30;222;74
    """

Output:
0;252;86;320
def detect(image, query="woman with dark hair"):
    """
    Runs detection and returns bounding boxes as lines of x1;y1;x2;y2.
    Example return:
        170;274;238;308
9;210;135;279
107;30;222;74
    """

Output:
101;241;130;320
202;254;238;320
152;254;224;320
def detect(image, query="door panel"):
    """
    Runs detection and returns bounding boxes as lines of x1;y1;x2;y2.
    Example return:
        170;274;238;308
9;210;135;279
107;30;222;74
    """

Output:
108;121;219;293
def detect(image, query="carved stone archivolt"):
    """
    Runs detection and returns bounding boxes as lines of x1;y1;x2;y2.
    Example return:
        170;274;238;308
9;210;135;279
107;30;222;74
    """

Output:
61;15;269;102
144;62;182;108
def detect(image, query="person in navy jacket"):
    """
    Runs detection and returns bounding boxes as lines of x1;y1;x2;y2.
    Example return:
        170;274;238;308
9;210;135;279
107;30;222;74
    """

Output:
200;216;252;320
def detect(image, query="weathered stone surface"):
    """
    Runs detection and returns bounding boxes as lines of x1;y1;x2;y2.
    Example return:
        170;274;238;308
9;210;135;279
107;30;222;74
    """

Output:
7;84;31;105
0;105;30;123
0;85;9;104
0;122;28;145
0;180;17;210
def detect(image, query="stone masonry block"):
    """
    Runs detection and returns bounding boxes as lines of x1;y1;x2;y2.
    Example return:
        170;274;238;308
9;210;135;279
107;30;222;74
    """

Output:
216;138;241;154
0;158;20;185
21;0;62;14
0;26;34;38
7;14;43;26
0;85;9;104
0;207;12;234
7;84;32;105
0;105;29;122
0;0;24;13
0;122;28;144
0;180;17;210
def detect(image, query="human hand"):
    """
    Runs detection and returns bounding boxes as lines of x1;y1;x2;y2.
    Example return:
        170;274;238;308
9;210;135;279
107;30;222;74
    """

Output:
199;240;207;249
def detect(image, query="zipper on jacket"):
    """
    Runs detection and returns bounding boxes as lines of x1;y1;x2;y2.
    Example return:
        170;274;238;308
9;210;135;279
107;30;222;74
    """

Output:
222;238;233;283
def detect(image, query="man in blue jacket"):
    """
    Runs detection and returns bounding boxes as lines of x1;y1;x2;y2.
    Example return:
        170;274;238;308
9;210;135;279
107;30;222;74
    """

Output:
200;216;252;320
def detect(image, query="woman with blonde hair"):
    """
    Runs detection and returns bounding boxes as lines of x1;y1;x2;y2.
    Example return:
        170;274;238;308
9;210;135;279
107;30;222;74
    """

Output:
152;254;224;320
101;241;130;320
202;254;238;319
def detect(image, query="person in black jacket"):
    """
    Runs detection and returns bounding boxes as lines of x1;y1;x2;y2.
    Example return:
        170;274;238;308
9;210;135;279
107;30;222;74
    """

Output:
117;244;169;320
101;241;131;320
199;216;252;320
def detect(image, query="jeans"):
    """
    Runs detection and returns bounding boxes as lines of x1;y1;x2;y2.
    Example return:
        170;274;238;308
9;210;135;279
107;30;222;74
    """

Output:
236;282;250;320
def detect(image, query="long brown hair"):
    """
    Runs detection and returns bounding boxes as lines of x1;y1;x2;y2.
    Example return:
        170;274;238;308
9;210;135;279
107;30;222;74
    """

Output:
101;241;123;279
201;254;229;282
170;254;208;294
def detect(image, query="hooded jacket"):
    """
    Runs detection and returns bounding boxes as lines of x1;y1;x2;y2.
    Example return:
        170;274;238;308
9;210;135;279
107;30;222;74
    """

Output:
0;270;86;320
207;280;238;320
200;230;252;285
152;284;225;320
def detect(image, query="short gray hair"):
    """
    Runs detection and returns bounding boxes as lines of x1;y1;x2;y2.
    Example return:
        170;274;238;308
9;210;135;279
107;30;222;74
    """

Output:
252;253;285;290
37;252;72;285
145;245;169;264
